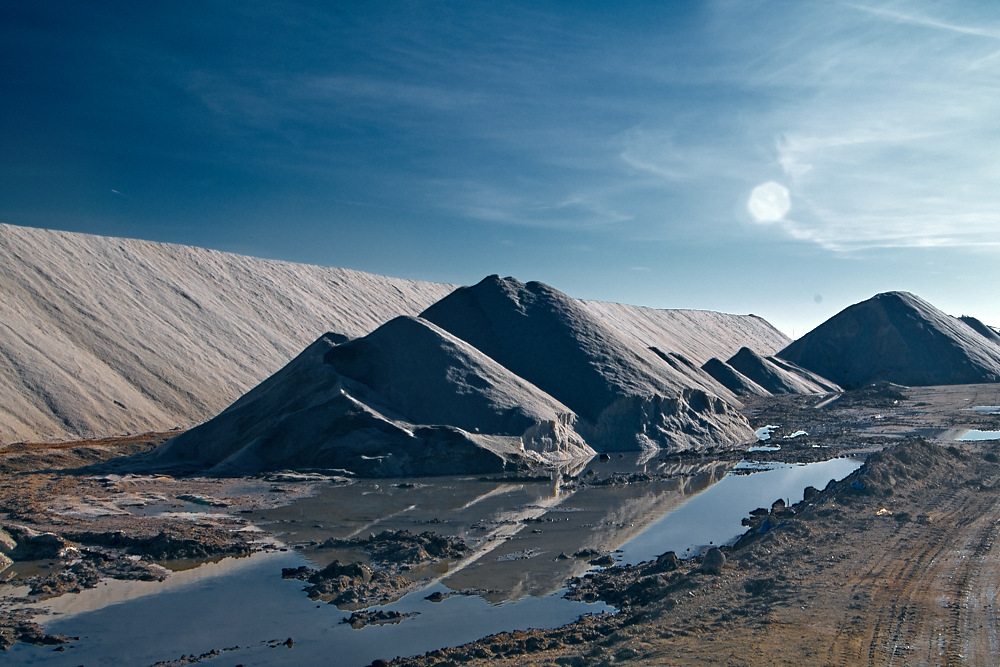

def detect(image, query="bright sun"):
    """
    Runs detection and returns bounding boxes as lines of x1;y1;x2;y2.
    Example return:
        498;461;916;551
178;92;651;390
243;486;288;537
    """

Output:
747;181;791;223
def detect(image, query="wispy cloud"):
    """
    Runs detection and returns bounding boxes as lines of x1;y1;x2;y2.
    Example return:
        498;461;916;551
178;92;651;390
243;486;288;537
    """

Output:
722;1;1000;252
845;3;1000;41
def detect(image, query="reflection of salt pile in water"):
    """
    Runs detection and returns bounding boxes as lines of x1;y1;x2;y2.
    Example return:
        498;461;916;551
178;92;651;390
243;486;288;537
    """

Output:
421;276;754;454
417;458;735;602
778;291;1000;388
151;316;595;475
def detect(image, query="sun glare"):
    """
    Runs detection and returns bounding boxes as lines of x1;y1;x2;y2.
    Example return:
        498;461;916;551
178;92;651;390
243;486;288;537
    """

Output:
747;181;791;223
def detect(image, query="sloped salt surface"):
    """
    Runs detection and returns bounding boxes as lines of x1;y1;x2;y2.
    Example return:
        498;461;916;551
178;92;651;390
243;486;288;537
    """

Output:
1;224;787;445
579;301;789;365
726;347;839;395
701;358;770;397
151;317;594;475
0;223;456;444
779;291;1000;388
960;316;1000;346
421;276;754;452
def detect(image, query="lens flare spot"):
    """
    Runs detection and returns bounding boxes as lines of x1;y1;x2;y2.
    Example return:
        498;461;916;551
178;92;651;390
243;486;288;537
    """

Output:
747;182;791;223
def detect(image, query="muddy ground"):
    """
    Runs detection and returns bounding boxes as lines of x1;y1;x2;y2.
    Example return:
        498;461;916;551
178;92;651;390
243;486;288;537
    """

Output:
2;384;1000;664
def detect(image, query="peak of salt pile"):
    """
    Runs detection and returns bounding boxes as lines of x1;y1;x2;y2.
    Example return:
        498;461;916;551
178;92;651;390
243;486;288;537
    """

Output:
700;358;770;397
421;276;755;453
779;291;1000;388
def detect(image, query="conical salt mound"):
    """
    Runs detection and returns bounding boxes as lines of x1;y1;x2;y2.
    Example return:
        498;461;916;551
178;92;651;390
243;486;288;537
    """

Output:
701;358;770;397
778;292;1000;388
421;276;753;452
725;347;839;395
151;316;594;475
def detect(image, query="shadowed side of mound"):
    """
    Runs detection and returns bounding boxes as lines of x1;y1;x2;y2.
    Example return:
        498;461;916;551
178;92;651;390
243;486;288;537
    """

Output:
147;316;594;476
420;275;754;453
779;291;1000;388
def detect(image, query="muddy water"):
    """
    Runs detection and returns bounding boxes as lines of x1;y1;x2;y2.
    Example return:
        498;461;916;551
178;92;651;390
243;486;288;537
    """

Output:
10;454;861;666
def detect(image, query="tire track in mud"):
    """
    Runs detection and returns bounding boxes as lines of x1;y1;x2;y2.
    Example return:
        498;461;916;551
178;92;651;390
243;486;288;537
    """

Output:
823;487;1000;666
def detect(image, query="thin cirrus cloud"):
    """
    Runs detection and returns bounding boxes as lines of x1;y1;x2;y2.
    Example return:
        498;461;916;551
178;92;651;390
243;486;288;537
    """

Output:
737;2;1000;252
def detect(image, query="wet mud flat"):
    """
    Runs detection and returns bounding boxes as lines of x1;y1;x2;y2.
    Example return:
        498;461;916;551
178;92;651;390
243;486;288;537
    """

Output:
1;383;999;664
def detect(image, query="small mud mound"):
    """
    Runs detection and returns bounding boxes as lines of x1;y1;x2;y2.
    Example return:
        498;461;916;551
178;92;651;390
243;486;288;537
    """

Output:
342;609;418;629
832;382;910;408
860;438;973;495
320;529;468;566
282;560;411;607
66;526;253;561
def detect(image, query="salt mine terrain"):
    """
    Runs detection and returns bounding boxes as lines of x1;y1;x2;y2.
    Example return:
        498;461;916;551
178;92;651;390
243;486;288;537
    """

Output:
3;224;1000;665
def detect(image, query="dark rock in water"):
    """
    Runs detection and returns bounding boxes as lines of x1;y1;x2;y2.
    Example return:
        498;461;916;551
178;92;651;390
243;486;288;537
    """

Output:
702;547;726;575
779;291;1000;388
589;555;616;567
286;559;411;607
803;485;820;502
421;275;754;453
342;609;418;629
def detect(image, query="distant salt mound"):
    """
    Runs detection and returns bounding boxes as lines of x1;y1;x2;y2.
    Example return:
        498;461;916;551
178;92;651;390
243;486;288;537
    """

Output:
421;276;754;452
722;347;839;395
579;301;790;365
151;316;594;475
960;316;1000;346
779;291;1000;388
700;358;770;397
647;348;740;401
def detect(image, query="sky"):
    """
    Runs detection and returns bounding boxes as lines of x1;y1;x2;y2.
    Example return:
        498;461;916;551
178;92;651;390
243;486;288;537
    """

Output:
2;1;999;337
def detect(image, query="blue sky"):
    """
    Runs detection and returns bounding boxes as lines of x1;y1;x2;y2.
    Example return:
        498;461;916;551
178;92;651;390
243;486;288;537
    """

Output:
3;1;999;336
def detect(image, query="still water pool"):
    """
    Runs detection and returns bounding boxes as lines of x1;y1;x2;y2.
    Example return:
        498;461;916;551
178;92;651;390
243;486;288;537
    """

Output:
8;454;861;666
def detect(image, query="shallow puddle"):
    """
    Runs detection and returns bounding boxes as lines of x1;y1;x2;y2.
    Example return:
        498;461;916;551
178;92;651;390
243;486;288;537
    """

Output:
956;429;1000;441
9;453;862;665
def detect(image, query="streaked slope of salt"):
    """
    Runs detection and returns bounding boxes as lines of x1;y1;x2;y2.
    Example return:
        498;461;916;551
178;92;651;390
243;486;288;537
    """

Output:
960;316;1000;347
0;223;455;443
726;347;840;395
579;301;790;366
701;358;770;397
